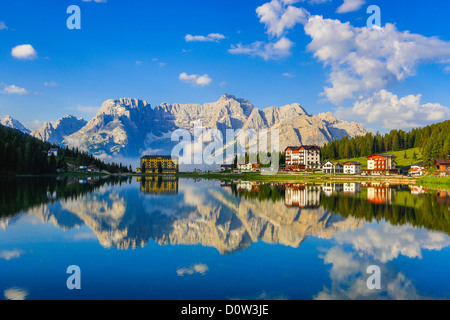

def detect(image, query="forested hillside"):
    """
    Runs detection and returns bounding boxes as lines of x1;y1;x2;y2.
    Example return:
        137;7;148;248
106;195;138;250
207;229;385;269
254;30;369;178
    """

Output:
321;120;450;167
0;125;131;174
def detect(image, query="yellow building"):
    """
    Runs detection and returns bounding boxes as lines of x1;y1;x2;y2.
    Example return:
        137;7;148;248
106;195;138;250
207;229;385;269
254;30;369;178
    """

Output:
140;155;179;174
140;176;179;194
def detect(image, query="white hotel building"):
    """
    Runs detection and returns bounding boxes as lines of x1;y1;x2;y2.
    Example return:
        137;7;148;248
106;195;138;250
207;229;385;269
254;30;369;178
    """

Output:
285;146;321;171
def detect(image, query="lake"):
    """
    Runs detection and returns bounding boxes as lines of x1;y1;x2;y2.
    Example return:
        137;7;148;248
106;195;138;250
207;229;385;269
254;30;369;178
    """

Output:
0;176;449;300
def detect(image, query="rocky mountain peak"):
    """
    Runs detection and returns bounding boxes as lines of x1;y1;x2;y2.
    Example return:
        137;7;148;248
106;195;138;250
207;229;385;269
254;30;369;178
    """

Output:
31;115;87;145
22;94;369;160
99;98;151;117
0;115;31;134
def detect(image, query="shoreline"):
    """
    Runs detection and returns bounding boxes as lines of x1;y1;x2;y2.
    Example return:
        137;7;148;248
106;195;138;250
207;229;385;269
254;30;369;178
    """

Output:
137;172;450;190
1;172;449;190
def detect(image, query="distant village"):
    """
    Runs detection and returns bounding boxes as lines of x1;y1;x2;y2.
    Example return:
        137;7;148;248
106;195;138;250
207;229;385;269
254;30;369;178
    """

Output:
50;144;450;178
218;145;450;177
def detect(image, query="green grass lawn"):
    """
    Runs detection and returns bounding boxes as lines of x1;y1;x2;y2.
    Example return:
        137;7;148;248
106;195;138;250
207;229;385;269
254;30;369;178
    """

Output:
334;148;423;169
418;176;450;188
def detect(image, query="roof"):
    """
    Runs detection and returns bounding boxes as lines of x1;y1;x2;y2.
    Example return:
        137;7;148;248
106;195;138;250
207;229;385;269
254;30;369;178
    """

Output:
141;155;173;160
366;154;397;159
286;145;321;151
435;159;450;165
343;161;361;166
411;161;424;167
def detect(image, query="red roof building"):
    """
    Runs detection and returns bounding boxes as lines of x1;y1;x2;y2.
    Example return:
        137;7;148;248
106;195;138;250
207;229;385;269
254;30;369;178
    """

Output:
363;154;399;176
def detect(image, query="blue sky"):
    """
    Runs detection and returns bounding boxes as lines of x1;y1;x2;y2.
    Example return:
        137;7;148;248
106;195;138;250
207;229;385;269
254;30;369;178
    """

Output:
0;0;449;133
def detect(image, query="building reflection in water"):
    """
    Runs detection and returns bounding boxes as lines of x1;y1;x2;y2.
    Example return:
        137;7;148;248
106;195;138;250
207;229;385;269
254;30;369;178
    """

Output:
285;185;321;209
138;176;179;195
436;190;450;205
322;183;362;196
1;177;449;254
232;181;422;209
364;183;397;205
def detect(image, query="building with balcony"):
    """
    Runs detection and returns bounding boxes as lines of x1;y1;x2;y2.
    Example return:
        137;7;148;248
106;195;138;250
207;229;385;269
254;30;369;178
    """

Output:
285;146;321;171
435;159;450;177
343;161;362;175
322;161;344;174
363;154;398;176
141;155;179;174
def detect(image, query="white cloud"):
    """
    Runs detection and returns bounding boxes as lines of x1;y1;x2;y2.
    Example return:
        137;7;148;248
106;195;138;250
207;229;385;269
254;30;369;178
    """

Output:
229;37;294;60
0;250;25;261
229;1;308;60
1;84;31;95
0;21;8;30
256;0;310;38
334;223;450;263
308;0;331;4
316;246;424;300
282;72;295;78
82;0;107;2
150;58;166;67
136;60;143;66
315;222;450;300
179;72;212;86
304;16;450;104
336;0;366;13
24;120;47;131
336;90;450;130
11;44;38;60
177;264;209;276
185;33;226;42
44;81;58;87
4;288;29;301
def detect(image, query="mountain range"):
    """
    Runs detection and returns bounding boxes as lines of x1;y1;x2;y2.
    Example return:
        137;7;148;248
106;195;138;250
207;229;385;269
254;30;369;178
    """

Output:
1;94;368;160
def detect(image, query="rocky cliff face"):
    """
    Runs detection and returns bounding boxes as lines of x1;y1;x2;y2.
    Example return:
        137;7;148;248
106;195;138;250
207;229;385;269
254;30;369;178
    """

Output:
0;115;30;134
31;115;87;145
61;94;368;159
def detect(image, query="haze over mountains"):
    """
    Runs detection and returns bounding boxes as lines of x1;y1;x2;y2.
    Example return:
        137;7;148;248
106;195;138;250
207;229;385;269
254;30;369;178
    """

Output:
1;94;368;161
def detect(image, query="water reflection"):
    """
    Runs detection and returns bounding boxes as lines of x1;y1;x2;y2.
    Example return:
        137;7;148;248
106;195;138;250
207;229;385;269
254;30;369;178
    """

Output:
1;177;449;300
139;176;179;194
1;178;449;253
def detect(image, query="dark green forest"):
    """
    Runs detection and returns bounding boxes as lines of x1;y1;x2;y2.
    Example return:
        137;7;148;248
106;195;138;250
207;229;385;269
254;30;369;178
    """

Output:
321;120;450;167
0;176;132;218
320;192;450;236
0;125;131;174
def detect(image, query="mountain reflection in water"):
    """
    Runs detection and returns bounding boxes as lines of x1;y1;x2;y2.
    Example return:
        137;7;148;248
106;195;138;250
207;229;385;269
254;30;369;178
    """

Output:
1;177;450;300
1;177;449;253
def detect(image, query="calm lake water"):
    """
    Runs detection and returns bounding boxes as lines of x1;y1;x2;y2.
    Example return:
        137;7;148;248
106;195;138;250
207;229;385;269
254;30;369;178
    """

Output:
0;176;449;300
